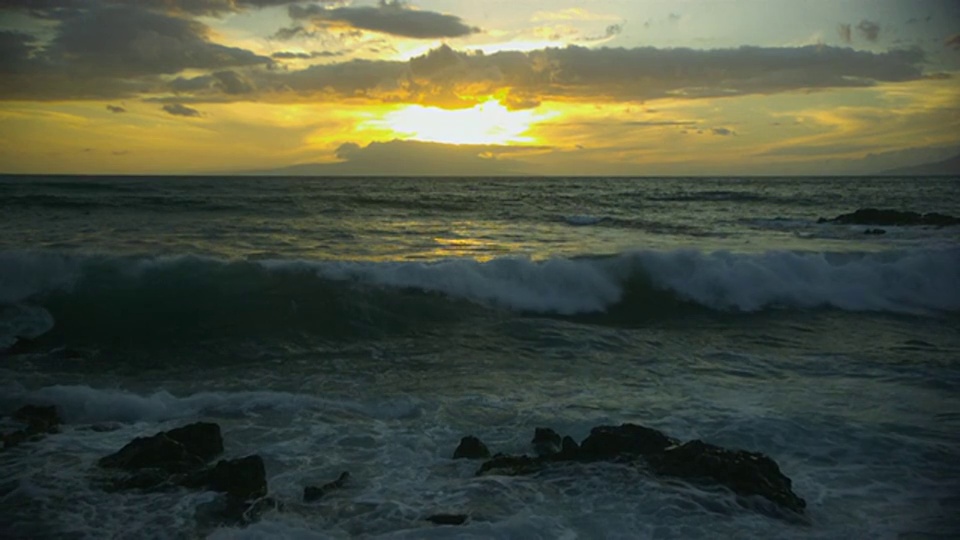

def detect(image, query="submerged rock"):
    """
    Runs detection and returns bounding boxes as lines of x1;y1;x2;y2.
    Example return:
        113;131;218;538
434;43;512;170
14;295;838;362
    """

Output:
453;435;490;459
303;471;350;502
426;513;468;526
818;208;960;227
2;404;62;450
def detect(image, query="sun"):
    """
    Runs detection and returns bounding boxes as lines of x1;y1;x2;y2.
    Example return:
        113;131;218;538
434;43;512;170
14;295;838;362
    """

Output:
374;100;548;145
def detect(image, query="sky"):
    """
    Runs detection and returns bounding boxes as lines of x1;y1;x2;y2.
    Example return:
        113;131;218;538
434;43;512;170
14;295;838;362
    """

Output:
0;0;958;176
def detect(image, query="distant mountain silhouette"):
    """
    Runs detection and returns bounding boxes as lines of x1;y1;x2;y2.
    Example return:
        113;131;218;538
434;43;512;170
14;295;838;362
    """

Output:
880;153;960;176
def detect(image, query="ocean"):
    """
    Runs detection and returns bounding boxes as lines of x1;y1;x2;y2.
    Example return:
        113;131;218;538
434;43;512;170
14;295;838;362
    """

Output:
1;175;958;539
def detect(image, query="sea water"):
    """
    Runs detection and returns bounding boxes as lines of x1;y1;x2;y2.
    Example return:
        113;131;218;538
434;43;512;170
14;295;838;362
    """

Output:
1;176;958;539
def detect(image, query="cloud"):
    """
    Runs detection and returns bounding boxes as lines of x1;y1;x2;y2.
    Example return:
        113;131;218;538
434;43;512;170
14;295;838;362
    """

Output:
290;0;480;39
272;50;345;59
244;139;533;175
838;24;852;44
106;104;126;113
270;25;317;41
211;70;254;94
46;5;270;77
947;34;960;49
856;20;880;42
0;0;327;17
162;103;201;117
711;127;735;136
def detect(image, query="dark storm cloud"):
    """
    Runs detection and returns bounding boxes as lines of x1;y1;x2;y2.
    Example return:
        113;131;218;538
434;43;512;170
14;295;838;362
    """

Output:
289;0;480;39
0;0;328;17
946;34;960;49
271;25;317;40
106;104;126;112
162;103;201;116
857;20;881;42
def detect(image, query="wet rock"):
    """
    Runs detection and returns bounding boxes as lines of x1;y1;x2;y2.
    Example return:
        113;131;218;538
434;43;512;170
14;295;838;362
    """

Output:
98;422;222;473
819;208;960;227
182;455;267;500
304;471;350;502
99;433;206;472
195;494;281;528
164;422;223;462
557;436;580;460
578;423;678;460
453;435;490;459
2;430;31;449
426;513;468;526
647;440;806;513
532;428;562;457
476;453;544;476
14;405;61;433
864;228;886;235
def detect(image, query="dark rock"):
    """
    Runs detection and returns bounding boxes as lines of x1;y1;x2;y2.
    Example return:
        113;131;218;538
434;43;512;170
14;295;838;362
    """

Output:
182;455;267;500
426;513;468;526
579;423;678;460
647;440;806;514
453;435;490;459
2;429;31;449
99;433;205;472
107;468;172;491
556;436;580;460
864;228;886;235
195;494;281;529
303;471;350;502
822;208;960;227
164;422;223;462
532;428;562;457
98;422;222;473
476;453;544;476
14;405;61;433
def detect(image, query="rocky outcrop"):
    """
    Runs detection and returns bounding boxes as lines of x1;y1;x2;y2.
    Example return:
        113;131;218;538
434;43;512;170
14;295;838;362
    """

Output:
98;422;222;473
303;471;350;502
453;435;490;459
818;208;960;227
467;423;806;516
99;422;272;528
426;514;468;526
2;404;62;450
646;440;805;513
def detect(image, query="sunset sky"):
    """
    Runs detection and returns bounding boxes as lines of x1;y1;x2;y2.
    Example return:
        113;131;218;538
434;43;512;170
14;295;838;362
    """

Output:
1;0;959;175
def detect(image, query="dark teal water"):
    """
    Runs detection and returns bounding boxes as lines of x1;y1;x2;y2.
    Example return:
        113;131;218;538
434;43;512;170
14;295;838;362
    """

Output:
1;176;959;538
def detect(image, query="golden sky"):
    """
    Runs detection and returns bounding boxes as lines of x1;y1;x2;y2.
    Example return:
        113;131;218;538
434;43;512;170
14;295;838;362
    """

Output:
1;0;959;175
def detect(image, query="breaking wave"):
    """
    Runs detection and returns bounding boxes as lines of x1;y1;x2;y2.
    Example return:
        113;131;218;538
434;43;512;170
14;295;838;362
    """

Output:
1;248;957;347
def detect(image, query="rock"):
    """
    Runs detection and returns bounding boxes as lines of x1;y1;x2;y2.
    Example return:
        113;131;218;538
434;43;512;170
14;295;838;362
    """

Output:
164;422;223;462
99;433;206;472
98;422;222;473
578;423;678;460
532;428;562;457
195;494;281;528
453;435;490;459
182;455;267;500
13;405;61;433
304;471;350;502
426;513;468;526
864;228;886;235
821;208;960;227
2;429;31;449
647;440;806;514
557;436;580;460
476;453;544;476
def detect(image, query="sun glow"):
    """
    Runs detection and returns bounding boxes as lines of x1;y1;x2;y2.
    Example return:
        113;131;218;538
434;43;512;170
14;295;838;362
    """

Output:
375;100;549;145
